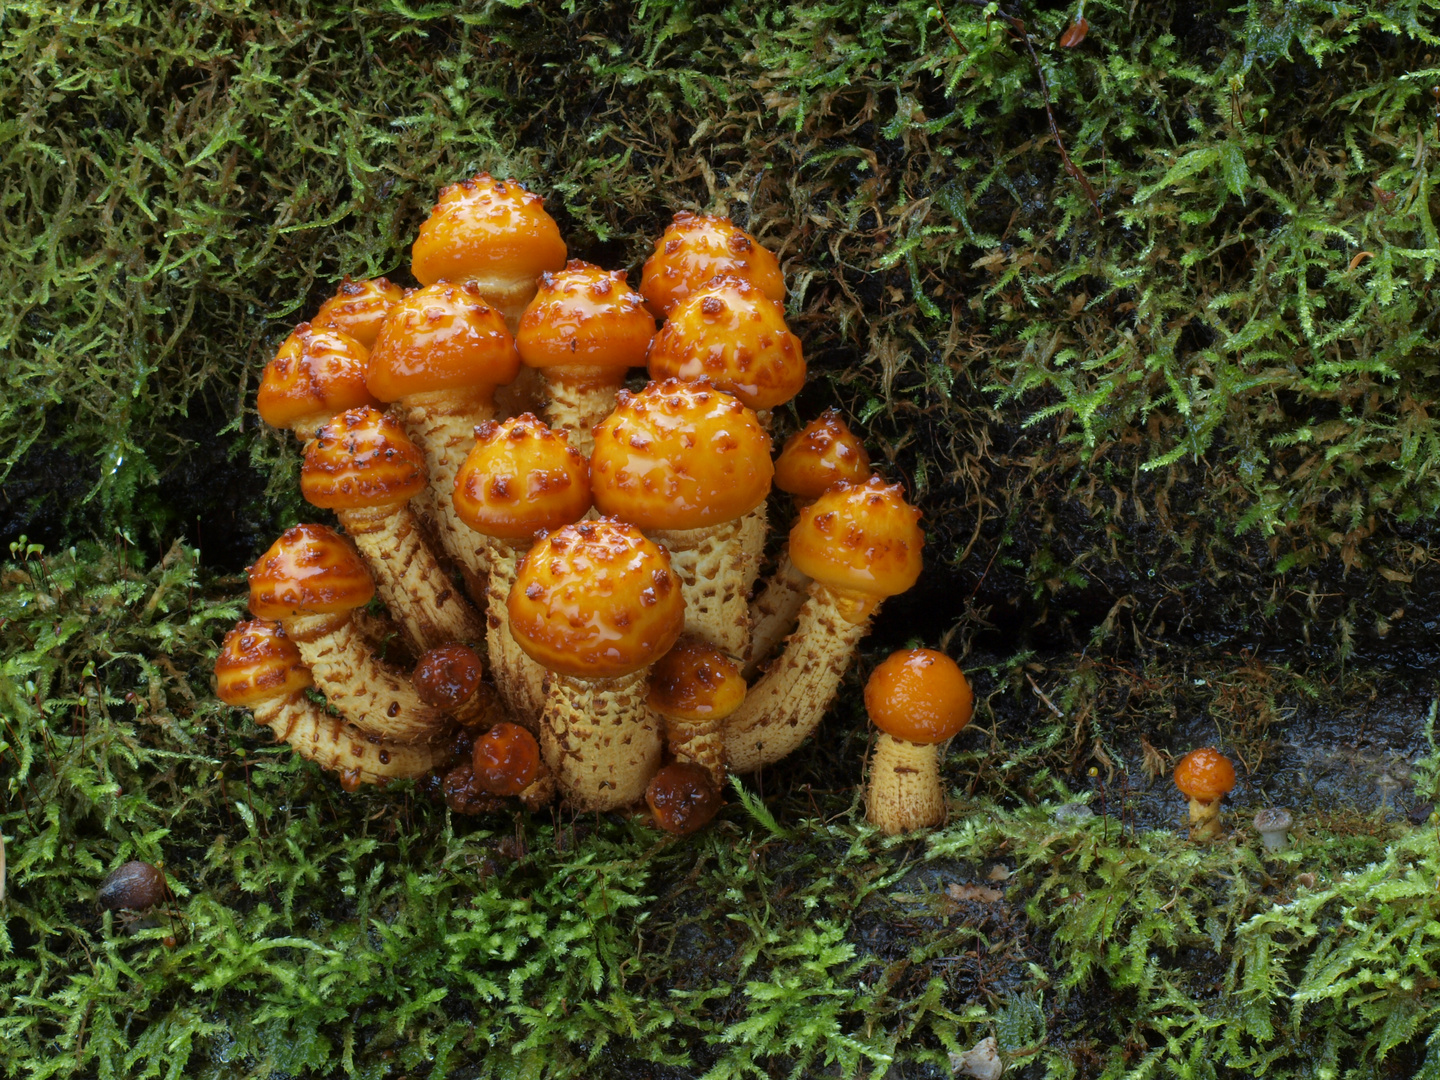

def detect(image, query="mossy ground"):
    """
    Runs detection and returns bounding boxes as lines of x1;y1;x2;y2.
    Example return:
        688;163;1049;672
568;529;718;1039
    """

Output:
4;0;1440;1076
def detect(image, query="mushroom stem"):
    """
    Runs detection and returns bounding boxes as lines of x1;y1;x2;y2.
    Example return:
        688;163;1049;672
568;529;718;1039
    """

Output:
652;516;757;656
866;733;947;835
1188;796;1223;841
484;539;548;729
541;670;663;811
663;712;727;786
744;548;810;678
253;695;453;788
541;366;627;455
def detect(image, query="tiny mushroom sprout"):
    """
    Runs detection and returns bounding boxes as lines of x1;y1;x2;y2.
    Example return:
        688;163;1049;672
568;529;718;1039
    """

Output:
515;260;656;453
365;281;522;601
591;379;773;655
646;762;725;836
639;211;785;318
409;173;568;333
1172;747;1237;841
453;413;592;726
257;323;380;441
863;649;973;835
216;619;450;788
472;721;555;809
411;642;507;731
647;635;747;785
97;861;169;912
310;277;405;349
1254;807;1294;852
301;406;485;655
247;524;453;745
725;475;925;773
507;518;685;810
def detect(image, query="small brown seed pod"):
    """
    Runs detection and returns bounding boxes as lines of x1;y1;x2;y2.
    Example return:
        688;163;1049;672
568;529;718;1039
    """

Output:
97;861;169;911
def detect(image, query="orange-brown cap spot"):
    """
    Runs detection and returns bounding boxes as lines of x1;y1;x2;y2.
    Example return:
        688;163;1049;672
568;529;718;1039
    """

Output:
411;173;567;289
648;636;746;721
214;619;314;706
516;260;656;370
472;722;541;796
507;518;685;679
639;212;785;317
773;409;872;500
365;282;520;402
1173;748;1237;804
301;406;427;511
789;476;924;599
453;414;591;540
590;379;773;531
248;524;375;619
864;649;972;745
412;643;484;710
257;323;380;434
310;277;405;350
646;276;805;410
646;762;724;835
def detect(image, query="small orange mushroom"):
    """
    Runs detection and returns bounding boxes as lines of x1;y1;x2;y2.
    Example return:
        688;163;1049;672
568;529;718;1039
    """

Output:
646;762;725;836
1173;747;1237;841
639;212;785;318
648;636;747;784
472;722;543;797
257;323;380;441
310;277;405;350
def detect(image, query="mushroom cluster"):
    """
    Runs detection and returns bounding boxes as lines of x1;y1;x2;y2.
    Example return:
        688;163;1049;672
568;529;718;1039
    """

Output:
217;174;925;832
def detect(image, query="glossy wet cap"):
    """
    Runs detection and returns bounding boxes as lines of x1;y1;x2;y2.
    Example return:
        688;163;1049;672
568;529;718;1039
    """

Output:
248;524;375;619
472;722;541;797
301;406;427;511
864;649;972;745
640;212;785;317
647;636;746;721
214;619;313;707
97;861;169;911
310;277;405;350
412;643;484;710
411;174;567;288
365;282;520;401
646;275;805;410
789;476;924;599
508;518;685;679
257;323;379;434
516;260;656;370
590;379;773;531
453;414;592;541
646;762;724;835
1173;747;1237;803
773;409;872;500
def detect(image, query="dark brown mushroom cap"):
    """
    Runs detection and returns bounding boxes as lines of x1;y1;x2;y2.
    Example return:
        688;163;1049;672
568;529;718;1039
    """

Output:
646;762;724;835
472;722;541;797
412;644;484;710
97;861;169;911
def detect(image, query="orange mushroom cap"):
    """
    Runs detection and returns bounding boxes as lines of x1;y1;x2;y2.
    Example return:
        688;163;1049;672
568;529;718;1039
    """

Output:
257;323;380;434
648;636;746;722
365;282;521;402
310;277;405;350
646;276;805;411
472;722;541;797
639;212;785;317
507;518;685;680
864;649;972;745
214;619;313;707
452;414;592;541
590;379;774;531
646;762;724;835
248;524;375;620
300;406;428;511
1173;748;1237;804
773;409;872;500
789;476;924;600
516;260;656;371
412;643;484;711
410;174;567;289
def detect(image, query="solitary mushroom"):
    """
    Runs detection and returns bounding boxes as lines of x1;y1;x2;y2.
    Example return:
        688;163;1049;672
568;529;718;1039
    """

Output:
639;212;785;318
257;323;381;441
647;636;746;785
310;277;405;350
1253;808;1294;852
1172;747;1237;841
863;649;973;835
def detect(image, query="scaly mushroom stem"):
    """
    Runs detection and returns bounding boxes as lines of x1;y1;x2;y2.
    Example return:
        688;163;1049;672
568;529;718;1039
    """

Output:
866;733;948;835
284;613;453;744
483;539;548;729
253;695;453;789
541;366;626;455
541;670;664;811
744;548;810;678
724;583;872;773
664;713;726;785
652;516;755;656
737;501;768;602
1188;797;1224;841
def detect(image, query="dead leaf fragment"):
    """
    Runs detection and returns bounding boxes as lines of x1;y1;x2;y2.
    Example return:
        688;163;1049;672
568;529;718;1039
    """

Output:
948;882;1003;903
951;1036;1004;1078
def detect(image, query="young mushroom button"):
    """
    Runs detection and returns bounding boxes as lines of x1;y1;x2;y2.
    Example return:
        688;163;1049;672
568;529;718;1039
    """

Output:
648;635;746;785
257;323;380;441
1172;747;1237;841
639;211;785;318
310;277;405;350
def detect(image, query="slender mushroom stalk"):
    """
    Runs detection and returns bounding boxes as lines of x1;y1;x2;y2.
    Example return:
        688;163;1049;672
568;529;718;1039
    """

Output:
366;282;522;602
301;406;486;654
746;409;871;677
248;524;453;744
473;721;556;811
310;277;405;349
591;379;773;656
639;211;785;319
257;323;381;442
647;636;745;785
646;762;725;835
724;476;924;774
453;414;592;727
1173;747;1237;841
515;260;656;454
215;619;451;788
508;519;685;811
410;173;567;333
1254;808;1294;852
863;649;973;835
